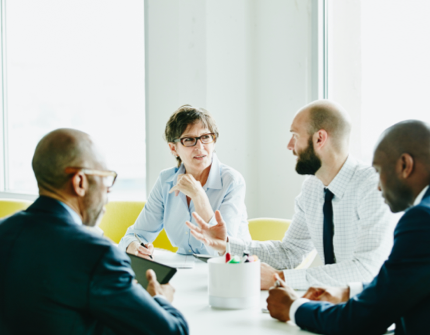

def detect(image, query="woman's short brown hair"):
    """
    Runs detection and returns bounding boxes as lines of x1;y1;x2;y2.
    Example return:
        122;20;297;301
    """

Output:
165;104;219;167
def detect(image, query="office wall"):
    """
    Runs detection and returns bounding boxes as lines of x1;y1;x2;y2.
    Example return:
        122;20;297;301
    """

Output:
145;0;314;219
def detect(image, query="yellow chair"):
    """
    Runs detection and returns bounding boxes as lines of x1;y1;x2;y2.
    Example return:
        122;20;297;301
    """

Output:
248;218;291;241
248;217;316;269
99;201;178;252
0;199;33;219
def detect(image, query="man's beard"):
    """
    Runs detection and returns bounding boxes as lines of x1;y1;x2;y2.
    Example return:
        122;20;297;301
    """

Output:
295;137;322;175
82;180;106;227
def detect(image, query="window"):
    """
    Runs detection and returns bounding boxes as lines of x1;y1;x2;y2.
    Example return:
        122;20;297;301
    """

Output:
327;0;430;163
0;0;145;199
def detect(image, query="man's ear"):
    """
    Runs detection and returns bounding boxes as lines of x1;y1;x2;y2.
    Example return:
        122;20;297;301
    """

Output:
71;173;86;197
314;129;328;150
397;153;414;179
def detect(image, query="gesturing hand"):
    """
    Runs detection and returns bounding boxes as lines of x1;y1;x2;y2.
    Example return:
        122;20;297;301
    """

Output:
169;174;204;199
302;286;350;304
186;210;228;253
146;269;175;303
266;274;299;322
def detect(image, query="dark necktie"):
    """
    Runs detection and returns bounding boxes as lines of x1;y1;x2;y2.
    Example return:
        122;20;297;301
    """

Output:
323;188;335;264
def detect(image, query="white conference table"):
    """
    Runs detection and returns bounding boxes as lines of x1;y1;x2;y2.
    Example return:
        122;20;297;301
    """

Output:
164;254;314;335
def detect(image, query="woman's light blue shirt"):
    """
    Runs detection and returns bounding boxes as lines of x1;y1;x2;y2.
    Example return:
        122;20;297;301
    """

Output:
118;154;251;255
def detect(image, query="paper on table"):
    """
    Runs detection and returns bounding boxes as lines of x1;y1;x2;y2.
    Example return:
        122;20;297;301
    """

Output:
153;248;195;269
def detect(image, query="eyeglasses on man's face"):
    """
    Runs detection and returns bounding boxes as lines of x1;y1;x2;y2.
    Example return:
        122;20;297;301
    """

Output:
65;167;118;188
174;133;216;147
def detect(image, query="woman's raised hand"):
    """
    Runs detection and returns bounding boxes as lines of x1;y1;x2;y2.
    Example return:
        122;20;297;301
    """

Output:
186;210;228;253
169;174;204;199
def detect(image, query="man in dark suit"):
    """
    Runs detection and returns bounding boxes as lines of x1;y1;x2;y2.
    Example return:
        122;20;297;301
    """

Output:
0;129;189;335
266;119;430;335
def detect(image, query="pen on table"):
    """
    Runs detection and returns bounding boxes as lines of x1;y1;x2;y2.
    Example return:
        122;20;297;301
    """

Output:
134;233;153;259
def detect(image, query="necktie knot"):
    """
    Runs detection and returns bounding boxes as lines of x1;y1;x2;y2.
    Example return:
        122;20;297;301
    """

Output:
324;188;334;201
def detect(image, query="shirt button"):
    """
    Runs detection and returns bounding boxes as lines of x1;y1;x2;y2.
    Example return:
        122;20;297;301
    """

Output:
189;250;191;252
185;231;188;234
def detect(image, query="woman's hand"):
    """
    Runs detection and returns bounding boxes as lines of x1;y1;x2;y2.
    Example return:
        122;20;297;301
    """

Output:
186;211;228;253
169;174;205;199
126;241;154;260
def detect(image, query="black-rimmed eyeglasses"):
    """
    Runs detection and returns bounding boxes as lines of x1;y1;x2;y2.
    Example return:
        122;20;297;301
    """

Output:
174;133;216;147
65;167;118;188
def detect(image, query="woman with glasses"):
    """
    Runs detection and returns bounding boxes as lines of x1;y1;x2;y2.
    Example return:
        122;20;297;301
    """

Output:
118;104;251;257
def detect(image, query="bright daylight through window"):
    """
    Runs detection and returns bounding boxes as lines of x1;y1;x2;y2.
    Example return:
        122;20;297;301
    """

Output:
0;0;145;199
328;0;430;163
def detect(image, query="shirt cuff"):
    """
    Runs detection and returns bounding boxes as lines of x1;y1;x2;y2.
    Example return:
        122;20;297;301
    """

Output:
348;282;363;298
282;269;308;290
289;298;310;324
229;236;247;256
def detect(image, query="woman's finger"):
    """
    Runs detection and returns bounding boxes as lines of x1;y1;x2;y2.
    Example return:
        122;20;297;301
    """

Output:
190;229;209;244
192;212;210;230
186;221;203;234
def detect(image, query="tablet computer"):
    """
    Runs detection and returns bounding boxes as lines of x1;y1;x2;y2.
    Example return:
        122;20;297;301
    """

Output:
127;253;177;288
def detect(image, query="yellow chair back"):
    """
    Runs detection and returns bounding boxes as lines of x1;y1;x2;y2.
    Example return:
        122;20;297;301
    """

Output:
248;218;291;241
99;201;178;252
248;217;316;269
0;199;33;219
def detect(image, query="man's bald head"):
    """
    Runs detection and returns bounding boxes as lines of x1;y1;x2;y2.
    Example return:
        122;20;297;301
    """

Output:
373;120;430;213
301;100;352;151
375;120;430;166
32;128;101;191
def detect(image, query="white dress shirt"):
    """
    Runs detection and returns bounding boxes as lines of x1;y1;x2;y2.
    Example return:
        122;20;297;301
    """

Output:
230;155;396;289
290;183;430;324
118;153;251;255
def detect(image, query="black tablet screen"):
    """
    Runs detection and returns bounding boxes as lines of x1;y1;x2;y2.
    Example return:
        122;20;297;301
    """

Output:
127;253;177;288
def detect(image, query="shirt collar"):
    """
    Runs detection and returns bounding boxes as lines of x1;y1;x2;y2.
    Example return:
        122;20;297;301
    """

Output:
414;185;430;206
165;153;222;190
326;155;356;199
58;201;83;226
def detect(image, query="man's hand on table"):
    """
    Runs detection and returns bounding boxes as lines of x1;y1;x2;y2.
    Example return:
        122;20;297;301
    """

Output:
302;286;350;304
186;210;228;254
261;262;285;290
127;241;154;260
146;269;175;303
266;274;299;322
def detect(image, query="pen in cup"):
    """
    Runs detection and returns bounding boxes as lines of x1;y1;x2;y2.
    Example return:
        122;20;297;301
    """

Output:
134;233;153;259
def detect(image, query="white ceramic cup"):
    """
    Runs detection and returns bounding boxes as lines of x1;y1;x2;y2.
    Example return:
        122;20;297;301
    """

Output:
208;256;260;309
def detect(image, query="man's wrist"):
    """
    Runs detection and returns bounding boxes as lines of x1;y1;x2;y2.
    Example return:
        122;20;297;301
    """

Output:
289;298;310;324
348;282;363;298
344;287;350;302
278;270;285;281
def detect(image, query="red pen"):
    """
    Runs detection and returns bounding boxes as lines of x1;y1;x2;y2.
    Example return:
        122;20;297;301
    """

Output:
225;240;231;263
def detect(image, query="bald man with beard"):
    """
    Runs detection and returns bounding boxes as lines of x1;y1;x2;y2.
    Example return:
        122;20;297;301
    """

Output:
186;100;396;290
266;120;430;335
0;129;189;335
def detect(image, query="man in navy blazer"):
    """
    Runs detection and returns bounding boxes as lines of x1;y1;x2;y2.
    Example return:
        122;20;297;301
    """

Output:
266;119;430;335
0;129;189;335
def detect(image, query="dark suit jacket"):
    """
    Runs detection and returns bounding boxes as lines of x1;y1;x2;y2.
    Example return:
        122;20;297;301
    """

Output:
295;186;430;335
0;196;189;335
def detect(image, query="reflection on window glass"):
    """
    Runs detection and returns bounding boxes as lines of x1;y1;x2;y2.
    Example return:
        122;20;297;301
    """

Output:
329;0;430;163
6;0;145;199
